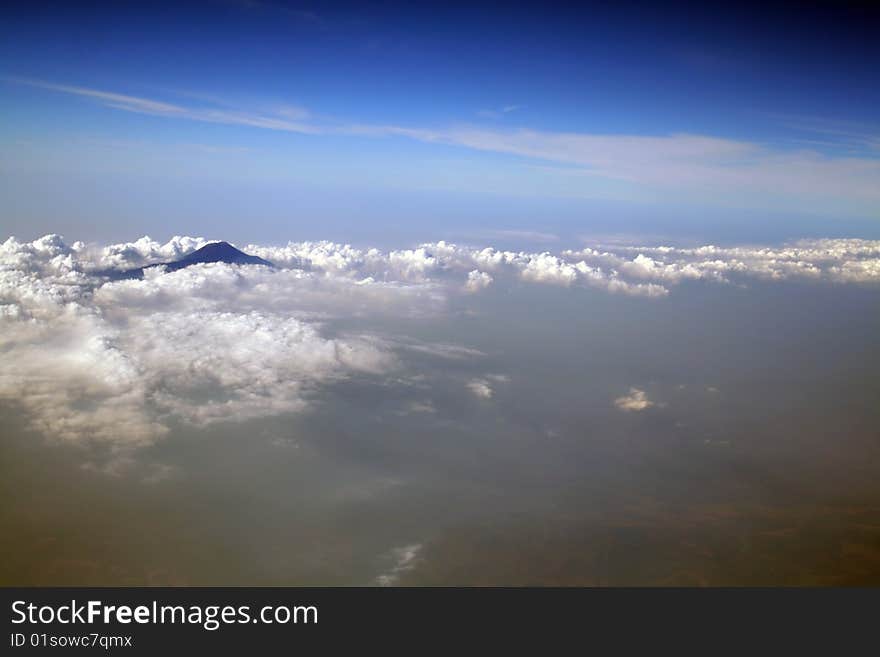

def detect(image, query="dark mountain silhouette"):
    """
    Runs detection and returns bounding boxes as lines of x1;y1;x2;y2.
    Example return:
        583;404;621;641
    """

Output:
99;241;273;280
159;241;273;272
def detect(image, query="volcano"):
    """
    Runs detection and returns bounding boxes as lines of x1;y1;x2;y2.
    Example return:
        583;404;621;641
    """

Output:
158;241;273;272
104;241;273;279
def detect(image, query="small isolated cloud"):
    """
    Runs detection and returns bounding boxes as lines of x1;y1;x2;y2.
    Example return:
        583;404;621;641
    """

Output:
614;387;655;412
466;375;508;399
467;379;494;399
375;543;422;586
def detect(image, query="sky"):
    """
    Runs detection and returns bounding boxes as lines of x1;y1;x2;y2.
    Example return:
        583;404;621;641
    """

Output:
1;0;879;245
2;2;880;586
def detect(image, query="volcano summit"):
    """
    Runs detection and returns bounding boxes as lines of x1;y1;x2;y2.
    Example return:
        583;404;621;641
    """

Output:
157;241;273;272
107;241;273;279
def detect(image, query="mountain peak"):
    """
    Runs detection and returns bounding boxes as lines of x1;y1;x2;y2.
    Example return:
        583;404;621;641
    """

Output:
104;240;273;279
167;241;273;270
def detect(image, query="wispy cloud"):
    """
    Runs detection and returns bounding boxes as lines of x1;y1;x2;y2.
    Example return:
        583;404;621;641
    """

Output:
477;104;524;119
17;80;187;115
771;113;880;153
9;78;319;134
7;78;880;212
375;544;422;586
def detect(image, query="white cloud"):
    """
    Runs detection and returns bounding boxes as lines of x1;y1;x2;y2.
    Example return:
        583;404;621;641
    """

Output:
614;387;655;412
464;270;493;292
9;79;319;135
93;235;210;269
0;238;399;453
563;238;880;287
129;309;389;426
398;341;487;360
466;379;494;399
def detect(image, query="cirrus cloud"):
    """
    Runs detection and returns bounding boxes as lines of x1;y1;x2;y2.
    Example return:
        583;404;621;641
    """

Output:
7;78;880;215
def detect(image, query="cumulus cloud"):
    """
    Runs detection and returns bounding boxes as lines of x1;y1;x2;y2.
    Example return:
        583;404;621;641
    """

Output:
0;237;400;455
129;309;389;426
564;238;880;288
466;375;508;400
246;239;670;296
92;235;210;270
311;236;878;294
614;388;655;412
464;270;494;292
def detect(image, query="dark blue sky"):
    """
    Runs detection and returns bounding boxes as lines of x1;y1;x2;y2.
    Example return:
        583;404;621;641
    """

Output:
2;1;878;244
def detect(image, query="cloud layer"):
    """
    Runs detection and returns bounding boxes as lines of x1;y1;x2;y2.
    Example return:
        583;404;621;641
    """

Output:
2;233;878;455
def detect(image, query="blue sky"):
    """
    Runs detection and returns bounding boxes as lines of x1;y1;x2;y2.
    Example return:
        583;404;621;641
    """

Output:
1;1;878;245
